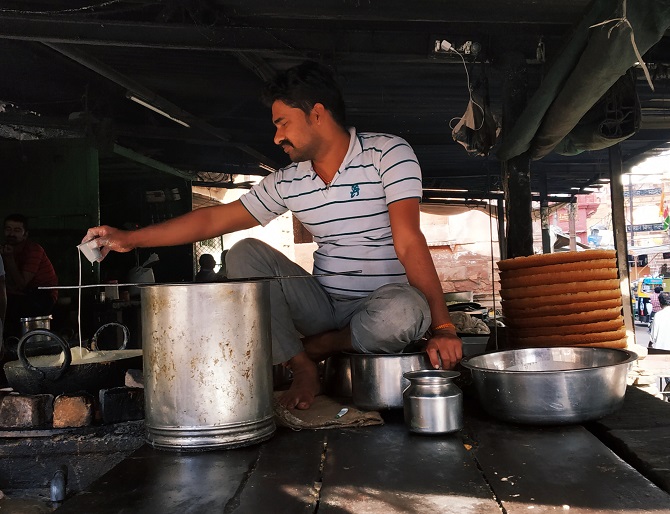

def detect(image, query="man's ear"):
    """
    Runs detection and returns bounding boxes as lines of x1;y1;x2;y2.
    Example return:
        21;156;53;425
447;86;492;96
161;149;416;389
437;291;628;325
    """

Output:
312;103;327;124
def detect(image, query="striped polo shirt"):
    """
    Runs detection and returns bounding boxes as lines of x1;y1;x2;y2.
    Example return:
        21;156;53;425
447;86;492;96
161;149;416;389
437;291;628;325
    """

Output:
240;127;423;298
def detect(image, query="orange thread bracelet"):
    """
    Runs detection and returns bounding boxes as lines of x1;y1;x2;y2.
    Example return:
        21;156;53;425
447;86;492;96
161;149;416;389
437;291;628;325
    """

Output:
433;322;456;331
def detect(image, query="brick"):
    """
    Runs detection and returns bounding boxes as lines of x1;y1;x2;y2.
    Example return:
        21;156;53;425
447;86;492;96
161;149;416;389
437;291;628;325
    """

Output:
99;387;144;424
0;393;54;428
53;393;95;428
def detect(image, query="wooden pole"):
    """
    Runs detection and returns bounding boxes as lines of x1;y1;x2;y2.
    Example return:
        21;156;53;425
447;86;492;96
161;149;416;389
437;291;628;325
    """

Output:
539;171;551;254
609;144;635;346
500;51;533;258
497;199;507;261
568;200;577;252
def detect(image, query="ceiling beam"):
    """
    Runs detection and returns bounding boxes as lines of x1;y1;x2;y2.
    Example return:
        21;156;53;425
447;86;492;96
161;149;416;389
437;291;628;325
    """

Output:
113;144;193;180
43;42;278;169
211;0;587;24
230;51;277;83
0;13;555;59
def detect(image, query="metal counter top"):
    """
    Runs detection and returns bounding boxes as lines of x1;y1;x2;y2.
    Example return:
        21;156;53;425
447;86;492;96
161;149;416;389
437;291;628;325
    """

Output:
53;386;670;514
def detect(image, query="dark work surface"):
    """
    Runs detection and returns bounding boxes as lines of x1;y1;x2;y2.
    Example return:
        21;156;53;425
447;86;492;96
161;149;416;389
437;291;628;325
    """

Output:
55;388;670;514
588;386;670;495
469;416;670;513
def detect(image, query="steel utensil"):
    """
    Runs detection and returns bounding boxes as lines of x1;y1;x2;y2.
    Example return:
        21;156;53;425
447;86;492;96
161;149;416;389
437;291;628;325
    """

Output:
403;370;463;434
323;353;352;397
142;281;275;451
461;347;638;425
4;327;142;395
350;352;432;410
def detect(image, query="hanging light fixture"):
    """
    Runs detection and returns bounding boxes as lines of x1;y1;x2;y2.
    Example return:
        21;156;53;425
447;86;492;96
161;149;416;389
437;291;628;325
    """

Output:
126;92;190;128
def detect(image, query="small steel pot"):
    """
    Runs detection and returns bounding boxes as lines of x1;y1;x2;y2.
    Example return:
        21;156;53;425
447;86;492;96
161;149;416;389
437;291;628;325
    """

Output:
19;315;52;344
402;370;463;434
350;352;431;410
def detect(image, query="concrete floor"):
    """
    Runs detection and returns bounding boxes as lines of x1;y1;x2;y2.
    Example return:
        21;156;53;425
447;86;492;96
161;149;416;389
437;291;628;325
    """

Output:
634;321;652;348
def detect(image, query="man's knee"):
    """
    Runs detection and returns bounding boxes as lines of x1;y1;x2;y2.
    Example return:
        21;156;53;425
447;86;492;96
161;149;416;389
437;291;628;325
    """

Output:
371;283;430;316
351;283;431;353
225;238;268;277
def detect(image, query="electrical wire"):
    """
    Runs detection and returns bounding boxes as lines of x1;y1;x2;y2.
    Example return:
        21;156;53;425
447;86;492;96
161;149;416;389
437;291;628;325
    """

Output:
447;45;486;132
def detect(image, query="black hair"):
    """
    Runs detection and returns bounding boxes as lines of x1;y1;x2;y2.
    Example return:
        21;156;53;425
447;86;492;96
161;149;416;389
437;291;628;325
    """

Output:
655;286;663;294
660;292;670;307
199;253;215;268
261;61;347;128
4;213;28;231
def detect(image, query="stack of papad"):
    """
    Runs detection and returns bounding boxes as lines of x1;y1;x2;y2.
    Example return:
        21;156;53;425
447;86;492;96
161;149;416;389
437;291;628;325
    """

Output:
498;249;626;348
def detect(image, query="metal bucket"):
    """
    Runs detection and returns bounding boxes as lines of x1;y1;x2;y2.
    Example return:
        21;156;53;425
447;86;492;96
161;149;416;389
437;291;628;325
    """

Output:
141;281;275;451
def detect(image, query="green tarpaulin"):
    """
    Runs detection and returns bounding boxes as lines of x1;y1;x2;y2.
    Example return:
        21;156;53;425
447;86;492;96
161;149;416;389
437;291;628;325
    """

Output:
497;0;670;162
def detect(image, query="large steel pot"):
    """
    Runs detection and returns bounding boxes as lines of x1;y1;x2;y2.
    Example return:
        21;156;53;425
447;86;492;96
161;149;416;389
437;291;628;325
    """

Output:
323;353;352;398
4;325;142;395
461;347;638;425
350;352;432;410
142;282;275;451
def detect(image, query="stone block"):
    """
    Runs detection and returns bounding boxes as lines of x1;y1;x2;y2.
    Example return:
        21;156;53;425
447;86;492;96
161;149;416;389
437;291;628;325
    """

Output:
53;393;95;428
99;387;144;424
0;393;54;428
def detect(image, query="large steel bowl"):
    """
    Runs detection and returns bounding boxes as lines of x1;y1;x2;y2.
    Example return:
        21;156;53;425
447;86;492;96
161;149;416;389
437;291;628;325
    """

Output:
461;347;637;425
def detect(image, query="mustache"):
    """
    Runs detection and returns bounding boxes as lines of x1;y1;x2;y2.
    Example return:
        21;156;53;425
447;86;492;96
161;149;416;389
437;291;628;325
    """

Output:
279;139;294;148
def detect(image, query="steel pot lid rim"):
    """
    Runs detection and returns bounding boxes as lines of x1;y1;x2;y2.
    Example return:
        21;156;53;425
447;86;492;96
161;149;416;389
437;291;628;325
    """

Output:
403;370;461;381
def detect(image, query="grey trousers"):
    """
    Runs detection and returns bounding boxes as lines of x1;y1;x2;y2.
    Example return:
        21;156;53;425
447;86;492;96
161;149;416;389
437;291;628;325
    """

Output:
226;238;432;364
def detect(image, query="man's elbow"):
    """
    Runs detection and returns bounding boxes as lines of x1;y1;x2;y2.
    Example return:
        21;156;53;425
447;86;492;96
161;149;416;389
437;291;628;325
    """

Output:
394;232;427;261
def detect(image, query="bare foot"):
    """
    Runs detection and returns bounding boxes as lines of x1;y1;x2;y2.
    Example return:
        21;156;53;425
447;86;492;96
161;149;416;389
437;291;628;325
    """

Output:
278;352;321;410
302;327;352;362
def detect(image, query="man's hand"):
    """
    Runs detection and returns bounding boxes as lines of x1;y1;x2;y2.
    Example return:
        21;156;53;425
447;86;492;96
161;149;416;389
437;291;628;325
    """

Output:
0;244;14;257
425;330;462;370
82;226;135;258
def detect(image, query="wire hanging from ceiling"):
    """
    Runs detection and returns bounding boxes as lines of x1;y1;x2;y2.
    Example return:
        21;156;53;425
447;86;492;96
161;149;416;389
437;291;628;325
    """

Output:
439;41;485;132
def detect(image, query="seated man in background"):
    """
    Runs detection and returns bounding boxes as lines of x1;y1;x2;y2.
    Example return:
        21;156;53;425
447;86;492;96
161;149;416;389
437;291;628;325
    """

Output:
195;253;218;282
0;255;6;342
1;213;58;338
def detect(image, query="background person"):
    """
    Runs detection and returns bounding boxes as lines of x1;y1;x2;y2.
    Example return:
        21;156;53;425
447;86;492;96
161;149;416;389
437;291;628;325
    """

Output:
216;249;228;281
650;286;663;320
0;254;6;340
1;213;58;338
195;253;218;282
650;292;670;351
82;61;461;410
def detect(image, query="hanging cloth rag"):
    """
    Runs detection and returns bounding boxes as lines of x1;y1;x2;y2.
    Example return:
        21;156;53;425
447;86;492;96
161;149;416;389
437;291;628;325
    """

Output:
451;75;500;157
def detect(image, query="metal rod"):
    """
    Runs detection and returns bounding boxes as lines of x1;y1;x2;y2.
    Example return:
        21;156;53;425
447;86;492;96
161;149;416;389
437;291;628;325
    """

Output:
38;271;364;290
